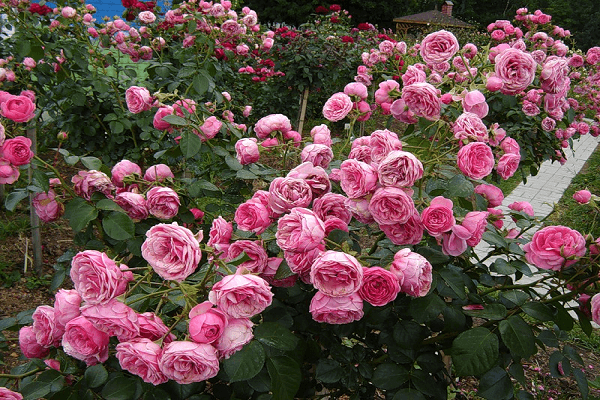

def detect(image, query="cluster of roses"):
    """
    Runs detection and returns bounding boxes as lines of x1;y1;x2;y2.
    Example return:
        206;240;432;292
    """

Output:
28;2;53;16
121;0;156;22
0;92;35;184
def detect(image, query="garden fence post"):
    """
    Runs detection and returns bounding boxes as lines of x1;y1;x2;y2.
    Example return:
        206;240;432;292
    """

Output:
26;128;43;276
297;88;310;135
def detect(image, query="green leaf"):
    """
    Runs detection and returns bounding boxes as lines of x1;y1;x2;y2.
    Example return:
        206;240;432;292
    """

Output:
21;381;51;400
554;303;574;331
49;269;66;292
521;302;554;322
574;368;589;400
409;293;445;323
80;156;102;170
491;259;516;275
192;180;220;192
509;363;527;387
32;169;50;192
223;341;265;382
445;174;474;198
416;246;449;265
84;364;108;388
316;359;344;384
462;304;507;320
225;154;243;171
161;114;189;126
180;132;202;159
102;211;134;240
392;389;426;400
273;260;294;280
143;388;172;400
267;356;301;400
236;170;259;180
193;74;210;95
393;320;426;349
64;198;98;232
438;267;467;299
101;377;137;400
254;322;299;351
96;199;125;212
4;190;29;212
482;231;508;248
500;290;530;307
499;315;536;358
371;363;409;390
451;327;499;376
478;367;513;400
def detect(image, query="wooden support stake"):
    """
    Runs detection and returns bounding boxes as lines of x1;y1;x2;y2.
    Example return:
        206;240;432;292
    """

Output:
26;128;43;276
297;88;310;136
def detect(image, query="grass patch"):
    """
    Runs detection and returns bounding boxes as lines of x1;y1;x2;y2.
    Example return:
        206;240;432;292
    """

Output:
0;214;30;241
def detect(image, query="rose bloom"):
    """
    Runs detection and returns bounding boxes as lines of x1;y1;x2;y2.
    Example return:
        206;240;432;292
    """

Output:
421;196;455;237
500;137;520;155
125;86;153;114
310;251;364;297
368;187;416;225
81;299;140;342
508;201;534;217
215;317;254;359
380;211;424;245
0;158;19;184
111;159;141;187
573;189;592;204
369;129;403;164
235;138;260;165
524;225;586;271
70;250;133;305
374;80;400;105
53;289;81;331
401;82;441;121
461;90;489;118
540;56;570;95
311;124;332;147
198;116;222;141
339;159;378;199
1;136;34;166
0;387;23;400
419;30;459;63
207;216;233;256
261;257;299;288
378;150;423;189
153;106;174;131
457;142;495;180
234;199;271;234
188;302;228;344
474;184;504;207
591;294;600;326
142;223;201;281
344;82;368;100
494;48;537;95
268;177;312;216
497;153;521;180
309;292;364;324
115;192;148;221
62;316;110;366
19;326;50;359
276;207;326;253
226;240;268;274
0;95;36;123
71;170;114;200
32;189;64;222
138;11;156;24
159;341;219;384
358;266;400;306
301;144;334;169
462;211;490;247
287;162;331;200
322;92;353;122
137;312;175;343
144;164;174;182
390;248;433;297
402;65;427;86
313;192;352;224
452;113;488;142
254;114;292;138
31;305;62;348
146;186;180;219
208;274;273;318
344;196;374;224
116;339;167;385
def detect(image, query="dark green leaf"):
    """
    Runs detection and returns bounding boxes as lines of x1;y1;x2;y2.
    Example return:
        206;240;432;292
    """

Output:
451;327;499;376
80;156;102;170
236;170;259;180
491;259;516;275
223;341;265;382
102;211;135;240
193;74;210;95
180;132;202;159
462;304;507;320
438;268;466;299
100;377;137;400
5;190;29;212
267;356;301;400
416;246;449;265
391;389;426;400
482;231;508;248
64;198;98;232
509;363;527;387
499;315;536;358
32;169;50;192
255;323;298;351
316;359;344;384
371;363;408;390
50;269;66;292
563;345;584;366
143;388;172;400
393;321;426;349
445;174;474;198
521;302;554;322
409;293;444;323
574;368;589;399
84;364;108;388
273;260;294;280
0;317;16;331
478;367;513;400
554;303;574;331
21;381;51;400
225;154;243;171
500;290;530;307
161;114;189;126
96;199;125;212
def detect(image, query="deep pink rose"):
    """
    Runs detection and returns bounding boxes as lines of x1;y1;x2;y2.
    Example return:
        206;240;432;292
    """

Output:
390;248;433;297
153;106;174;131
462;90;489;118
207;216;233;257
159;341;219;384
115;192;148;221
368;187;416;225
474;184;503;207
313;193;352;224
287;162;331;199
369;129;403;164
254;114;292;138
189;302;228;344
419;30;459;63
268;177;312;216
125;86;153;114
524;225;586;271
53;289;81;331
452;113;488;142
19;325;50;359
441;225;471;256
310;251;364;297
358;266;400;306
276;207;326;253
401;82;441;121
32;190;64;222
142;223;201;281
1;95;36;122
137;312;175;343
457;142;495;180
591;294;600;326
284;246;325;275
323;92;353;122
81;299;139;342
226;240;268;274
62;316;110;366
301;144;333;169
573;190;592;204
70;250;133;304
508;201;534;217
378;150;423;188
235;138;260;165
462;211;490;247
71;170;114;200
500;137;520;155
208;274;273;318
0;158;19;184
234;199;271;234
421;196;455;237
146;186;180;219
340;159;378;199
497;153;520;180
309;292;364;324
0;387;23;400
215;318;253;359
494;48;537;95
1;137;34;166
116;339;167;385
143;164;174;182
380;211;424;245
111;159;141;187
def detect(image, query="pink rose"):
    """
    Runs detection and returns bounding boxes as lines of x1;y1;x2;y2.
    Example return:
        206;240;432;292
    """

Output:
138;11;156;24
462;211;490;247
81;299;139;342
287;162;331;199
70;250;133;304
1;137;34;166
390;248;433;297
125;86;153;114
369;129;402;164
500;137;520;155
19;325;50;359
0;158;19;184
377;150;423;188
276;207;326;252
573;190;592;204
260;257;299;288
208;274;273;318
402;65;427;86
486;76;503;91
0;387;23;400
421;196;455;237
390;98;417;124
301;144;333;169
146;186;180;219
284;246;325;276
153;106;174;131
142;223;201;281
591;294;600;326
340;159;378;199
540;56;570;95
344;196;374;224
358;266;400;306
452;113;488;142
159;341;219;384
419;30;459;63
143;164;174;182
401;82;441;121
524;225;586;271
268;177;312;216
322;92;353;122
313;193;352;224
494;48;537;95
235;138;260;165
474;184;504;207
215;318;253;359
32;190;64;222
71;170;114;200
173;99;196;117
116;339;167;385
0;95;36;123
111;159;141;187
461;90;489;118
374;80;400;105
368;187;416;225
311;124;332;147
309;292;364;324
508;201;534;217
189;302;228;344
310;251;364;297
115;192;148;221
497;153;520;180
198;116;222;141
207;216;233;256
62;316;110;366
226;240;268;274
380;211;424;245
344;82;368;100
53;289;82;331
234;199;271;234
254;114;292;138
441;225;471;256
457;142;495;180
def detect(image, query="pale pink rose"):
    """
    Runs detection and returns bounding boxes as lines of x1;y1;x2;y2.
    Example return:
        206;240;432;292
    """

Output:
573;190;592;204
0;95;36;123
268;177;312;216
125;86;153;114
146;186;180;219
71;170;114;200
310;124;332;146
421;196;455;237
541;117;556;132
31;306;61;348
380;211;424;245
500;137;520;155
70;250;133;305
215;318;253;359
115;192;148;221
153;106;174;131
301;144;333;169
0;157;19;184
390;98;417;124
441;225;470;256
138;11;156;24
254;114;292;138
198;116;222;141
401;82;441;121
0;122;4;145
111;159;141;187
81;299;139;342
234;200;271;234
53;289;81;331
402;65;427;86
1;136;34;165
497;153;520;180
474;184;504;207
313;193;352;224
159;341;219;384
260;257;299;288
340;159;378;199
207;216;233;256
235;138;260;165
390;248;433;297
348;145;372;164
453;113;488;142
344;196;374;224
323;92;353;122
137;312;175;343
143;164;174;182
368;187;416;225
462;211;490;247
209;274;273;318
370;129;403;163
32;190;64;222
522;100;540;116
419;30;459;63
461;90;489;118
524;225;586;271
508;201;534;217
173;99;196;118
310;251;363;297
19;325;50;359
116;339;167;385
358;266;400;306
344;82;368;100
226;240;268;274
378;150;423;188
287;162;331;200
0;387;23;400
62;316;110;366
540;56;570;94
142;223;201;281
494;48;537;95
309;292;364;324
457;142;495;180
189;302;228;344
374;80;400;105
283;130;302;147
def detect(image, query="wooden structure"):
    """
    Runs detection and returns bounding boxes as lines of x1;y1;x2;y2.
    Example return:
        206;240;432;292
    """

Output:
394;1;473;36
